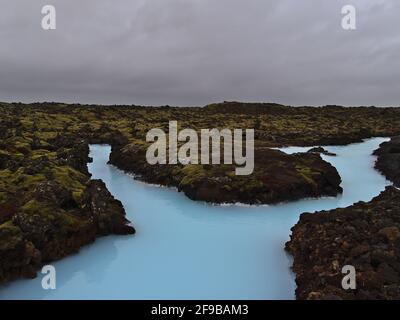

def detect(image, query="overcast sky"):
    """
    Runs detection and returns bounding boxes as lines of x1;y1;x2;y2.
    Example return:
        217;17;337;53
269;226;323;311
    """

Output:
0;0;399;107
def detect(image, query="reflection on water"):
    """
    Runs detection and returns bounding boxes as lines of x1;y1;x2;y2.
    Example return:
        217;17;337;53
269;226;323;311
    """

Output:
1;138;391;300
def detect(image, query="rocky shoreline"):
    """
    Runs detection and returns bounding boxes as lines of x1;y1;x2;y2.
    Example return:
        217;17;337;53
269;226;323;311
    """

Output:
0;121;135;284
286;187;400;300
286;138;400;300
2;101;400;288
0;178;135;284
374;136;400;187
109;143;343;205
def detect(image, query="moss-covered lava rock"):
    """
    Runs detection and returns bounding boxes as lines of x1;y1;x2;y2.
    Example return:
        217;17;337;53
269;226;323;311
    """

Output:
110;143;342;204
2;100;400;285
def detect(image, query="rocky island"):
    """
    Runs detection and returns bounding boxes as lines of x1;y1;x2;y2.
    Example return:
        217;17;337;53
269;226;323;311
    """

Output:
110;143;342;204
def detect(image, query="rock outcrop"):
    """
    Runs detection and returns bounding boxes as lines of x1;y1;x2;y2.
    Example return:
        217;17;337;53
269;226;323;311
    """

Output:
110;143;342;204
0;105;136;284
374;136;400;187
286;187;400;300
307;147;337;157
0;178;134;284
81;180;135;236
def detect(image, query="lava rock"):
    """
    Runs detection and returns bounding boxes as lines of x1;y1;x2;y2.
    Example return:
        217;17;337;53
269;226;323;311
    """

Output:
307;147;337;156
374;136;400;187
81;180;135;235
286;187;400;300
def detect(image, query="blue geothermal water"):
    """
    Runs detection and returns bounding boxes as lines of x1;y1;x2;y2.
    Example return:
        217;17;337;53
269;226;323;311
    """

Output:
0;138;391;300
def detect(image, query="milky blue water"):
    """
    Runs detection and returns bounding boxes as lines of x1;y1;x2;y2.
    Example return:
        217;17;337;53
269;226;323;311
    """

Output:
0;138;391;300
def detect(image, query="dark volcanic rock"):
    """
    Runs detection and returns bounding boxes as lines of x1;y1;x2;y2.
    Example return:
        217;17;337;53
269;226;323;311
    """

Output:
307;147;337;157
3;178;135;281
0;203;17;225
0;224;41;283
110;143;343;205
286;187;400;300
81;180;135;235
374;136;400;187
0;117;136;284
3;101;400;286
0;152;10;170
31;181;78;210
56;144;91;176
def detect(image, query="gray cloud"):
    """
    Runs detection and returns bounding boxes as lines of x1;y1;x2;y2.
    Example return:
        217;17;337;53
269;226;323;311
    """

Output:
0;0;399;106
